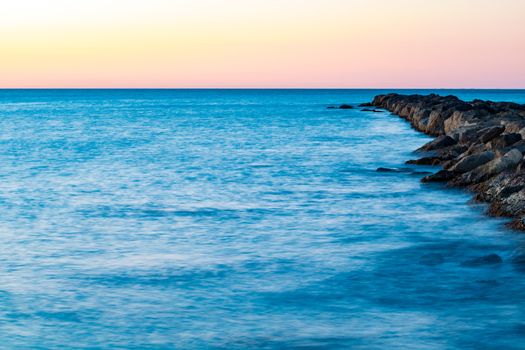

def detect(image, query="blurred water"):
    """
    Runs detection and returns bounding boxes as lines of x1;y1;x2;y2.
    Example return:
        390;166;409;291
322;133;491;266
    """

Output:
0;89;525;349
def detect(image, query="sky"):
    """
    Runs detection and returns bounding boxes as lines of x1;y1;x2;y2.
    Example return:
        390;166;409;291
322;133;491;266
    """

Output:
0;0;524;88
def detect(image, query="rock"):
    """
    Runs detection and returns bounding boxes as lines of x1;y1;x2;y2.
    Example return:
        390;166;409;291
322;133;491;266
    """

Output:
465;143;487;156
338;104;353;109
359;103;374;107
376;167;431;176
444;111;478;134
467;149;522;183
479;125;505;143
419;135;457;151
406;156;443;166
457;127;480;144
376;167;412;173
450;151;495;173
509;140;525;154
488;133;522;150
422;170;456;183
461;254;503;267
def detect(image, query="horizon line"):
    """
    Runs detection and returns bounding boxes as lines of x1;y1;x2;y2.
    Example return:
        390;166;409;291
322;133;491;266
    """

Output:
1;87;525;90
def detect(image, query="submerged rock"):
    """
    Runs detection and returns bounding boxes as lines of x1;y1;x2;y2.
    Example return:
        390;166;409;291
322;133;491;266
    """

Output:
376;167;412;173
419;253;445;266
376;167;432;176
461;254;503;267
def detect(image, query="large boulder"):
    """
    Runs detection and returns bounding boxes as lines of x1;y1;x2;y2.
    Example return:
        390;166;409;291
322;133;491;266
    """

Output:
444;111;480;134
463;148;522;184
450;151;495;173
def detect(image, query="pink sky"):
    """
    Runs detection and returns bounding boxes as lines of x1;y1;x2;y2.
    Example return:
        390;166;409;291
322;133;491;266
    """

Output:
0;0;524;88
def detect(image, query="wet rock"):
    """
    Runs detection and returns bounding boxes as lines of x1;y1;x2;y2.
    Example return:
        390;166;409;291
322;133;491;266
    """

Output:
359;102;374;107
461;254;503;267
376;167;412;173
422;170;456;183
338;104;354;109
376;167;431;176
406;157;443;166
419;135;457;151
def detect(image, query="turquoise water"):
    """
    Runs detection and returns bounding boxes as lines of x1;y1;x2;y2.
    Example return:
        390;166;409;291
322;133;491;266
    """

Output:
1;89;525;349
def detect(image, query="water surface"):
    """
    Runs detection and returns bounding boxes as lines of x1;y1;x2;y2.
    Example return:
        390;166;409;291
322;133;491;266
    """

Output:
0;89;525;349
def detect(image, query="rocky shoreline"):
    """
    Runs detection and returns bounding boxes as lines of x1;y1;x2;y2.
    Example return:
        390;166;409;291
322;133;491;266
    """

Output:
370;93;525;230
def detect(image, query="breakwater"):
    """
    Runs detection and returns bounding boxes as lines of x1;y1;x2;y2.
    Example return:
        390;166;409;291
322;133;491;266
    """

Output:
372;93;525;229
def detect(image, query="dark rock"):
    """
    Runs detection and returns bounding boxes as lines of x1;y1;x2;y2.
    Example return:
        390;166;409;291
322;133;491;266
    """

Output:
510;140;525;154
461;254;503;267
338;104;354;109
419;135;457;151
499;185;524;198
450;151;495;173
457;149;522;185
479;125;505;143
376;167;412;173
406;157;443;166
422;170;456;183
457;127;480;144
359;103;374;107
488;133;522;150
376;167;431;176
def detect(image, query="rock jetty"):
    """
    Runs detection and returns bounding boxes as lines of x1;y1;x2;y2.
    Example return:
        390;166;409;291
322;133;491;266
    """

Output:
371;93;525;230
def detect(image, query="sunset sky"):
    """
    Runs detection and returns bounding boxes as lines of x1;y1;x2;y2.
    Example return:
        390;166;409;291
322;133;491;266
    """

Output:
1;0;524;88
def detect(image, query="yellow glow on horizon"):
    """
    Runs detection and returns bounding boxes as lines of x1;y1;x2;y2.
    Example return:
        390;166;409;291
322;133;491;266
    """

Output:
0;0;524;88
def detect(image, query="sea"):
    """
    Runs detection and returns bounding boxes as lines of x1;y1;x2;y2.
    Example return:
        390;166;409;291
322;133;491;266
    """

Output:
1;89;525;349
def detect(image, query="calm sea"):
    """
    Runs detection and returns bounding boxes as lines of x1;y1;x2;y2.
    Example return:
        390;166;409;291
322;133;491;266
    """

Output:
1;89;525;349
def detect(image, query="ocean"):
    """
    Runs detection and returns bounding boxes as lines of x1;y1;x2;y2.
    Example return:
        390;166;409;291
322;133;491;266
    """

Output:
1;89;525;349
